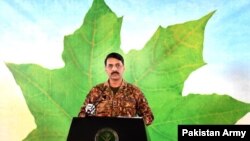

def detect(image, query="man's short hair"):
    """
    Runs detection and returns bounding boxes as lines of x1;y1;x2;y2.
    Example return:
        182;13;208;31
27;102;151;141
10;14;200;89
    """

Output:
104;52;124;66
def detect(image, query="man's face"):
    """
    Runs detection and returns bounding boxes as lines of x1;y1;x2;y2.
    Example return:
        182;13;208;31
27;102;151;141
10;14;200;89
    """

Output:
105;58;125;81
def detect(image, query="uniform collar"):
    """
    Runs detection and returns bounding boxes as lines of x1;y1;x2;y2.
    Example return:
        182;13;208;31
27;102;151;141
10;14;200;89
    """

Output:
104;79;127;88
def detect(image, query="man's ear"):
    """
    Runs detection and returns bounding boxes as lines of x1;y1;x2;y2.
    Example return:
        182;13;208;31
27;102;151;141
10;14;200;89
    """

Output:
105;66;108;73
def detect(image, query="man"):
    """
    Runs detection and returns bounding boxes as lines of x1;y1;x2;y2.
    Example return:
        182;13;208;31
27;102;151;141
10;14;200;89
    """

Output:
78;52;154;125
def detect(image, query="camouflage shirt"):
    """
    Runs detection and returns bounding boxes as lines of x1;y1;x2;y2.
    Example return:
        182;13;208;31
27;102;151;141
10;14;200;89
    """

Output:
78;80;154;125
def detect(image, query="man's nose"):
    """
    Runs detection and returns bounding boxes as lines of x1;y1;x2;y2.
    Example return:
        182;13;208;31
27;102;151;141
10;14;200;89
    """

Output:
112;66;118;71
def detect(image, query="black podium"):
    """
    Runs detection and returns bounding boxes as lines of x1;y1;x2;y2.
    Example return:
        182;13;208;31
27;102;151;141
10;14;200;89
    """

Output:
67;116;150;141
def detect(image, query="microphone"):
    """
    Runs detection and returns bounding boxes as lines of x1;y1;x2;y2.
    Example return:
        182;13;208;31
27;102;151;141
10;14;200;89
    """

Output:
85;103;95;115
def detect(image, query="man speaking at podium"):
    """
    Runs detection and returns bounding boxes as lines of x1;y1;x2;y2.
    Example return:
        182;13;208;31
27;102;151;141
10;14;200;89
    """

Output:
78;52;154;126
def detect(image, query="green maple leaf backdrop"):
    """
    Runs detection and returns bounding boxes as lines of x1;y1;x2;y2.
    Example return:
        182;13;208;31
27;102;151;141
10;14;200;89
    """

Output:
5;0;250;140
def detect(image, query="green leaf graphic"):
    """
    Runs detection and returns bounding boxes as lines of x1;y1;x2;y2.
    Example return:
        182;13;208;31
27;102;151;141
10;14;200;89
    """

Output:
6;0;250;140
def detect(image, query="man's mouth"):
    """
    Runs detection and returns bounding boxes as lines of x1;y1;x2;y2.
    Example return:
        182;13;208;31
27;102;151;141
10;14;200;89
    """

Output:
111;72;119;75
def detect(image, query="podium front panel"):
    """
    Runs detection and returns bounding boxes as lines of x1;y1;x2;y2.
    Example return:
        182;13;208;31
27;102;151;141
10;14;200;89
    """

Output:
67;116;149;141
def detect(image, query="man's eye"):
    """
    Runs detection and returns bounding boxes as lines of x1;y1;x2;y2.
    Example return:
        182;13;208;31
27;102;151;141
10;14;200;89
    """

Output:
108;64;113;68
115;64;121;68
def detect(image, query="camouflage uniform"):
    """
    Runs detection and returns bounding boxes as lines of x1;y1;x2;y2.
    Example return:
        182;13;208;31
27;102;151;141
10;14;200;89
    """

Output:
78;80;154;125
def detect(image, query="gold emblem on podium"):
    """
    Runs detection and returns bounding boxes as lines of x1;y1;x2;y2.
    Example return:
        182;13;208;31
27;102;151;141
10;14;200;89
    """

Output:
95;128;119;141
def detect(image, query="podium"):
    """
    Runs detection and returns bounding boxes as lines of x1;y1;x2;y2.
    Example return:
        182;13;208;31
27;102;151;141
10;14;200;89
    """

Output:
67;116;150;141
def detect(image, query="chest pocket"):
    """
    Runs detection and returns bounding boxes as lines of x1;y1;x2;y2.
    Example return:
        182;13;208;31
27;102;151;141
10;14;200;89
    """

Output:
121;96;136;108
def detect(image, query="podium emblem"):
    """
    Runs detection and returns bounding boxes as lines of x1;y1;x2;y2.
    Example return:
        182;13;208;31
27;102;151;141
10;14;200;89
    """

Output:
95;127;119;141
